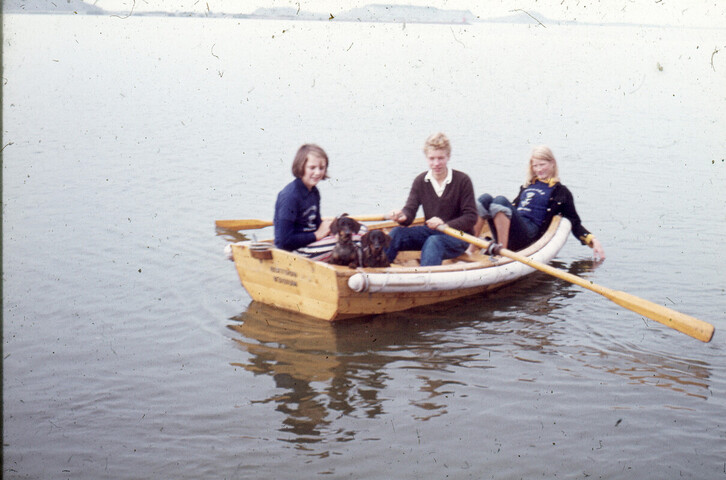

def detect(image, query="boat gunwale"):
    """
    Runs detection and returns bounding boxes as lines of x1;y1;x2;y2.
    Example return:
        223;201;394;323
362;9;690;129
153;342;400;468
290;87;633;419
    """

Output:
233;215;565;277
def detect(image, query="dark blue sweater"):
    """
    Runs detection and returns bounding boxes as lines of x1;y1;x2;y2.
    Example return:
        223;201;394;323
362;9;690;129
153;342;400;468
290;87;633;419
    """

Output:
513;182;592;245
273;178;321;251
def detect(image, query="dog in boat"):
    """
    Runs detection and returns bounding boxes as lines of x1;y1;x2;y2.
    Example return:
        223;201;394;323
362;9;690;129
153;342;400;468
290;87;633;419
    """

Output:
328;214;363;268
361;229;391;268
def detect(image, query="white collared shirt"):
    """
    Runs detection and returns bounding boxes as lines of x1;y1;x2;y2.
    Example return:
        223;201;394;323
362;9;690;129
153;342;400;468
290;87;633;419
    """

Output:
424;168;452;197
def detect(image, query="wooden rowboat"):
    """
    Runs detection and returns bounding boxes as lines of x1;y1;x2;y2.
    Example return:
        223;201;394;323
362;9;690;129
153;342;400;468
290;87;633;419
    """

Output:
229;216;572;321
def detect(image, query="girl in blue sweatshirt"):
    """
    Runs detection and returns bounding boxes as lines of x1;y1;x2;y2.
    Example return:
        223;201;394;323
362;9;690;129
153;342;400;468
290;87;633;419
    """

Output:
470;145;605;260
273;144;333;252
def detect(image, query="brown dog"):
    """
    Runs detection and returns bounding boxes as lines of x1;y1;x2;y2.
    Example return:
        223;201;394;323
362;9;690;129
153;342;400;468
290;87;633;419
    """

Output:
361;229;391;268
328;214;363;268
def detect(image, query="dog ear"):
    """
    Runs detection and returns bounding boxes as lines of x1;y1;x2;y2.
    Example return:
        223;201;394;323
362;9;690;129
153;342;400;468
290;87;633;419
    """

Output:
352;219;362;234
383;232;391;247
330;218;339;234
360;232;370;247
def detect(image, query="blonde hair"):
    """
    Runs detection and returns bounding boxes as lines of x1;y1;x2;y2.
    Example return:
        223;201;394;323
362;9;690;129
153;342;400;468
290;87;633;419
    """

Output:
525;145;560;185
423;132;451;156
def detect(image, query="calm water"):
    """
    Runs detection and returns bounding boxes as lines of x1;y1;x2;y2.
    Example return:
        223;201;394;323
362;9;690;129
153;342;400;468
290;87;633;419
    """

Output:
3;13;726;479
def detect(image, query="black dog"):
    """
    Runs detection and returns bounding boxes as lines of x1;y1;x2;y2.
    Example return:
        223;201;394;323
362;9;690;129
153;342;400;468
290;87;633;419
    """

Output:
328;214;363;268
361;230;391;268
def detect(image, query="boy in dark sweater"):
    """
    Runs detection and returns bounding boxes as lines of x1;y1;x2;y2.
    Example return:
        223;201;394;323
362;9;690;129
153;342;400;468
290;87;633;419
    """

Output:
385;133;477;266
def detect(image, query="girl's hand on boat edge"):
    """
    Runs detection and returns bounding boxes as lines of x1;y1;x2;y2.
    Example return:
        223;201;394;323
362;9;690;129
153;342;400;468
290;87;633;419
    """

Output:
590;237;606;261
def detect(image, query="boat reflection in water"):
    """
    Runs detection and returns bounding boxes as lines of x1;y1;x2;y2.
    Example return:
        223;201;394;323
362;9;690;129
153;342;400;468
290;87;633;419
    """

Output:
227;292;540;443
226;259;712;444
227;300;477;442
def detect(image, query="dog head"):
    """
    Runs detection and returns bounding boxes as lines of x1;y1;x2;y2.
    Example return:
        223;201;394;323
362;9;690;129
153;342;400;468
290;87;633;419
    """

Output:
361;229;390;253
330;213;362;243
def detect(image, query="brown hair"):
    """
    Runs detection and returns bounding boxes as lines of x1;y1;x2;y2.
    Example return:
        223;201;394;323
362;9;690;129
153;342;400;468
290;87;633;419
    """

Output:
525;145;560;185
291;144;329;180
423;132;451;156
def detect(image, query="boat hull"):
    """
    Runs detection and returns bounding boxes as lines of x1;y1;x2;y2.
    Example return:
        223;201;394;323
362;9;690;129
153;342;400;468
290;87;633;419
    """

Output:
231;217;571;321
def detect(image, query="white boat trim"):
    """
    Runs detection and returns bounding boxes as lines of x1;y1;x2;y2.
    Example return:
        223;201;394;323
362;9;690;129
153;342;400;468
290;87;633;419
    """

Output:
348;217;571;293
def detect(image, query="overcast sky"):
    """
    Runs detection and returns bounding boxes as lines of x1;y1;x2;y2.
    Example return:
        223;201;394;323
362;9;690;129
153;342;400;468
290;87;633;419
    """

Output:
90;0;725;28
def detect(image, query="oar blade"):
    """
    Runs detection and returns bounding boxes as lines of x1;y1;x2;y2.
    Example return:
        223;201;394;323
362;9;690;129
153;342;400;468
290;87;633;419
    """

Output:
215;215;388;231
438;224;716;343
605;290;714;343
215;219;273;230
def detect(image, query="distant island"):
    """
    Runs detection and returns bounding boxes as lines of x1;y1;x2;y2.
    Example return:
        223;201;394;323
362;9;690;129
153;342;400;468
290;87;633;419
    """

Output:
4;0;560;26
5;0;105;14
293;4;476;24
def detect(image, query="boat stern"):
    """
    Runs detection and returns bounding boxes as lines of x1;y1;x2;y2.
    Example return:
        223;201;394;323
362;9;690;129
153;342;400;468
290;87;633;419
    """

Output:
231;243;346;321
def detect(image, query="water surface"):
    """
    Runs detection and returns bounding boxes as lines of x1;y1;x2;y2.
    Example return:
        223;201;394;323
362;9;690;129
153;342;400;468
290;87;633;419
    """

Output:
3;13;726;479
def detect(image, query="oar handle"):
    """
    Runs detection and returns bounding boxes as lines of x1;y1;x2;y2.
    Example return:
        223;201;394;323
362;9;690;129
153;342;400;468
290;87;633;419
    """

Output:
439;225;715;343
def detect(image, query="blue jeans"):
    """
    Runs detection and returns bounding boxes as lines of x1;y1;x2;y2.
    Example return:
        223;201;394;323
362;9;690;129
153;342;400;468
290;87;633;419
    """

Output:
385;225;468;266
476;193;540;251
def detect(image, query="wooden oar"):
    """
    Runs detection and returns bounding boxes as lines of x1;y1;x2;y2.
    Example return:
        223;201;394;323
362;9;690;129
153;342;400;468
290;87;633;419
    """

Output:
438;225;715;343
215;214;387;231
